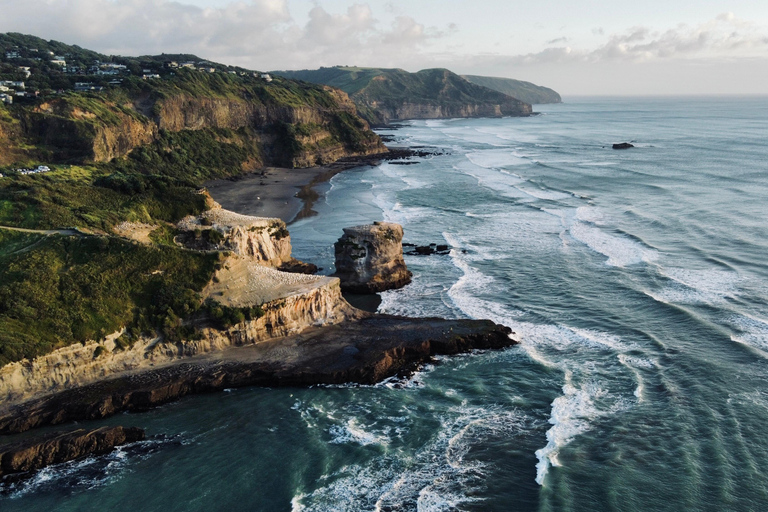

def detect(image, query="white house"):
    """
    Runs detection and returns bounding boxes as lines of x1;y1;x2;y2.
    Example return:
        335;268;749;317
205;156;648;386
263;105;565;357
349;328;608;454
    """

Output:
261;73;273;82
51;59;66;67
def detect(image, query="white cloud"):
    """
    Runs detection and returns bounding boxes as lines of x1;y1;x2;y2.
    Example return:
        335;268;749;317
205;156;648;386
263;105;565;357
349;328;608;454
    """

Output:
0;0;445;70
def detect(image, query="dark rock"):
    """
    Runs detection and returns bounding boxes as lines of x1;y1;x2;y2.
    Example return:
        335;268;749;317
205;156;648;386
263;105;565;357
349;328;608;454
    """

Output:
333;222;412;294
278;259;318;274
405;244;452;256
612;142;634;149
0;426;145;478
0;318;515;435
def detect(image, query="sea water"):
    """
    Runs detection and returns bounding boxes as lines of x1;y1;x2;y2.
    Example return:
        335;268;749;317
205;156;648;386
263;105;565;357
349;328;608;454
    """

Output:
4;96;768;511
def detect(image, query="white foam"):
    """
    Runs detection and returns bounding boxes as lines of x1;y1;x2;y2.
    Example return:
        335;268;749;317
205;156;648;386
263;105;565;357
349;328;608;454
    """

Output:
291;406;530;511
465;149;531;169
570;221;658;267
652;267;740;305
442;237;643;486
728;314;768;352
329;419;390;446
512;185;572;201
534;372;601;484
574;206;607;225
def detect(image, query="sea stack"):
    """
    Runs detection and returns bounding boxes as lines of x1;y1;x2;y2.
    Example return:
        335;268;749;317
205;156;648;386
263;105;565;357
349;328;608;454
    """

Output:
333;222;412;293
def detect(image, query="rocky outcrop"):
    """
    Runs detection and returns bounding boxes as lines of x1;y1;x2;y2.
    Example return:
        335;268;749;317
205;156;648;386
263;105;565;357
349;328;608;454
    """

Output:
0;317;515;434
20;100;157;162
0;274;353;405
177;208;293;267
0;426;145;479
333;221;412;293
612;142;634;149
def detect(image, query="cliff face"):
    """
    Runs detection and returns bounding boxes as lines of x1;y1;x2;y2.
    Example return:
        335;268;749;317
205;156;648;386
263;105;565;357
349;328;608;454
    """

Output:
177;208;293;267
4;79;383;168
368;101;532;124
0;208;358;405
273;67;534;125
18;100;157;162
333;221;412;293
0;426;145;478
0;273;354;404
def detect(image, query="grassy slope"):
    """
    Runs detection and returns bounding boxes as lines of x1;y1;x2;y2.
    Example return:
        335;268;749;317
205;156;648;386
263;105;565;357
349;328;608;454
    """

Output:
0;34;384;365
461;75;562;104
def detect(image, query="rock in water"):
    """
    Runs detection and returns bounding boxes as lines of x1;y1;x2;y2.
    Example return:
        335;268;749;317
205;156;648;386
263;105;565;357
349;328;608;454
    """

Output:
0;426;145;479
612;142;634;149
333;222;412;293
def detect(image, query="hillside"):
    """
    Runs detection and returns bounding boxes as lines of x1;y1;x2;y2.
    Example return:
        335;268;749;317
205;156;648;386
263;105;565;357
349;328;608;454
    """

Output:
273;66;533;125
0;33;384;169
0;34;386;365
461;75;561;104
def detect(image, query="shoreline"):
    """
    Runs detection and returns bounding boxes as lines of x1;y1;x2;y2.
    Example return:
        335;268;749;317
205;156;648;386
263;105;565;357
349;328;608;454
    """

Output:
0;317;514;435
204;147;425;224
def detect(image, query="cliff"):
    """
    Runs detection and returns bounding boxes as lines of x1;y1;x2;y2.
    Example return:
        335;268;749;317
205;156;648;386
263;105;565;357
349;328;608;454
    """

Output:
461;75;562;105
0;207;358;404
273;67;533;125
0;317;515;434
333;221;412;293
0;426;145;479
0;36;385;168
177;207;293;266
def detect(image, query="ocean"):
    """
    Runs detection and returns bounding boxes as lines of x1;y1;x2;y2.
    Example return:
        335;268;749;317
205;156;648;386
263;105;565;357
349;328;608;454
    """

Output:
4;96;768;511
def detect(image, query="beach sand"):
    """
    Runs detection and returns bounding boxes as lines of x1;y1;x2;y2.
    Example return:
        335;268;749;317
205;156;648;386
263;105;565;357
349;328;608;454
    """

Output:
205;165;361;224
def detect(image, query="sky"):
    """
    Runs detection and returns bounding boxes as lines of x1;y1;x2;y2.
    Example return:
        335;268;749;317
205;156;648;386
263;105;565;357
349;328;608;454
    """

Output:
1;0;767;96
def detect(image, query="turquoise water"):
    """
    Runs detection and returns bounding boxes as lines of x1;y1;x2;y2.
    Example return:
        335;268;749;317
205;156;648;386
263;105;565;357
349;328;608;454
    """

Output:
4;97;768;511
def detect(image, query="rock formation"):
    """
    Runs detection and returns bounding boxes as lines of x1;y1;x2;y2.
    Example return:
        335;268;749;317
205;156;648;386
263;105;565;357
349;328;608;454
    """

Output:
613;142;634;149
333;222;412;293
0;318;514;434
0;426;145;478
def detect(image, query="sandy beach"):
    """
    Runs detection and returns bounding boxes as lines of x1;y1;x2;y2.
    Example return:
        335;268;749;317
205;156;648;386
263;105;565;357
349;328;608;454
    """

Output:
205;164;362;223
204;148;419;223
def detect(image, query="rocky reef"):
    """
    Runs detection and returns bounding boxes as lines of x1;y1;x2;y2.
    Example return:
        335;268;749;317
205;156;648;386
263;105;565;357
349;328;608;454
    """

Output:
0;426;145;479
333;221;412;293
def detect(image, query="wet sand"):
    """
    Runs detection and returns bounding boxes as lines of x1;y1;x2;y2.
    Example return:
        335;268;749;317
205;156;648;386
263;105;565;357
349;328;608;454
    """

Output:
204;148;420;223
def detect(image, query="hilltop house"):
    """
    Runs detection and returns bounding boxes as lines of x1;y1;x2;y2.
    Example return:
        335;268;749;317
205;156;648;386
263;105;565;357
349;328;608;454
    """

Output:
50;58;66;67
261;73;273;82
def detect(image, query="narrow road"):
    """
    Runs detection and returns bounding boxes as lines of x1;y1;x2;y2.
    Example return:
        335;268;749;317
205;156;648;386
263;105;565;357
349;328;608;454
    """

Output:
0;225;82;236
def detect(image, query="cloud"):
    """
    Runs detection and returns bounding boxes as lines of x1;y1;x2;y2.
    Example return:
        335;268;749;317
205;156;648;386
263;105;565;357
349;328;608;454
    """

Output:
0;0;446;70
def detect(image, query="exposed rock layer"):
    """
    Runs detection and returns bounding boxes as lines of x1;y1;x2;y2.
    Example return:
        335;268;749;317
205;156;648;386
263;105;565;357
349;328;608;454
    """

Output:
0;317;514;434
333;222;412;293
0;426;145;478
0;275;353;405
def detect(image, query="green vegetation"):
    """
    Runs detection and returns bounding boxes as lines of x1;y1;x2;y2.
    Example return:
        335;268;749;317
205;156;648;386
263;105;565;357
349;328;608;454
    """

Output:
0;33;386;365
0;235;220;365
0;165;207;231
461;75;562;105
273;66;538;124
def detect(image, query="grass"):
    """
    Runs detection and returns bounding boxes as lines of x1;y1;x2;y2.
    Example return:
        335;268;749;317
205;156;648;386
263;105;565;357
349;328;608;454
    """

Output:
0;234;221;365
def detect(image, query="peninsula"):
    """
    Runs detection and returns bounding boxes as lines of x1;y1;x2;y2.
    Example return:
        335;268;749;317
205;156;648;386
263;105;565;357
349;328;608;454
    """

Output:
0;32;516;474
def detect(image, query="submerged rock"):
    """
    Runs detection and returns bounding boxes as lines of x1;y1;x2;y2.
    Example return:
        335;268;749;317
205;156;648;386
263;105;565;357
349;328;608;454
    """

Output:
333;222;412;294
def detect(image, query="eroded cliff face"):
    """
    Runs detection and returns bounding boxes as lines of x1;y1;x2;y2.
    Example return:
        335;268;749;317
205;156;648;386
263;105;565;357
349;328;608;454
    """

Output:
0;276;354;405
8;84;383;166
19;100;157;162
333;221;412;293
177;207;293;266
367;100;532;124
